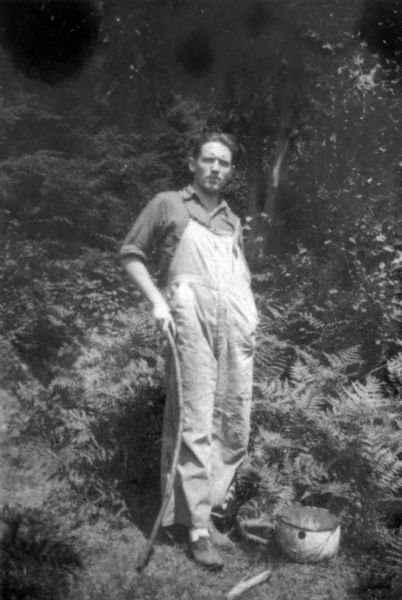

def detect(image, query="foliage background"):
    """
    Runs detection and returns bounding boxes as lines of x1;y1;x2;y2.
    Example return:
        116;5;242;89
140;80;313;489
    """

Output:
0;1;401;599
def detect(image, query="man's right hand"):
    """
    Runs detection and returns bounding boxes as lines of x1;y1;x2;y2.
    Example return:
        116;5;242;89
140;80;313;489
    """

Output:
121;258;176;337
153;300;176;336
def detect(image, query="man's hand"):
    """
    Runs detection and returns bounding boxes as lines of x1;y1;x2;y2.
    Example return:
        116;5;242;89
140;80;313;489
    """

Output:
153;299;176;336
121;258;176;337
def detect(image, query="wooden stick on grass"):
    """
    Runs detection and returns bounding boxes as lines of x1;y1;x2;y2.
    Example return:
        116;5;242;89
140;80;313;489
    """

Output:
226;568;272;600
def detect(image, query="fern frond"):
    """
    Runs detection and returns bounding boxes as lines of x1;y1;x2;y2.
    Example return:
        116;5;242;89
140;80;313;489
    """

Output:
261;301;286;320
236;456;261;485
257;459;295;508
360;430;387;462
385;530;402;572
253;378;292;406
254;331;293;379
293;453;329;487
49;374;82;394
255;347;290;379
294;387;326;416
293;347;320;366
361;432;402;495
342;376;390;413
324;345;361;370
380;470;402;496
255;429;305;453
237;498;265;522
387;352;402;384
300;312;324;331
302;481;353;501
307;412;348;448
290;361;318;384
272;485;295;514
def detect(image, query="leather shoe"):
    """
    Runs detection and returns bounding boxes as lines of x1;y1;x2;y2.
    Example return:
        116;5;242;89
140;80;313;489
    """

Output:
189;536;224;569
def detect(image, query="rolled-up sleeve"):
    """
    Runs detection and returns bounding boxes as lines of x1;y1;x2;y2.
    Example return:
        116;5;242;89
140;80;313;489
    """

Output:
119;194;166;263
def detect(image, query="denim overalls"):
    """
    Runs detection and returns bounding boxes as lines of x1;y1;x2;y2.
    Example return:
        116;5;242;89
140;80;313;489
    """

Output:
161;208;257;529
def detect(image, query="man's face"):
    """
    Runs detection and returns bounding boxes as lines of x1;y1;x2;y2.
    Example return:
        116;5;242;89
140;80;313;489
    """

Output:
189;141;233;194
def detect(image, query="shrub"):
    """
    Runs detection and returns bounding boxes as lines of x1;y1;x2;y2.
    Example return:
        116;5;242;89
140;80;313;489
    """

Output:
235;321;402;581
0;505;82;600
41;304;165;518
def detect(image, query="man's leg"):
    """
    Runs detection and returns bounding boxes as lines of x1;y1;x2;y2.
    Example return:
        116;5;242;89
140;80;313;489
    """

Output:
210;289;256;510
161;282;218;531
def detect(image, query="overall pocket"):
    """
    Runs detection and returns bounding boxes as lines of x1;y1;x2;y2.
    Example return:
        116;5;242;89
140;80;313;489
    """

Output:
165;280;193;310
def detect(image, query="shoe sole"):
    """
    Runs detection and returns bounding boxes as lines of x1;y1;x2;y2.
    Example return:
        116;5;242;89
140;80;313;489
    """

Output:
188;547;224;570
193;559;224;571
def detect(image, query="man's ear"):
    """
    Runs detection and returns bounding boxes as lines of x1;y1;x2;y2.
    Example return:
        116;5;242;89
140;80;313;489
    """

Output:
188;156;196;173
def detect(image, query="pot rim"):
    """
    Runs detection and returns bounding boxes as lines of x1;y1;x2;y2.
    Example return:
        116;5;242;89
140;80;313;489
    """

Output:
275;516;340;533
275;507;340;533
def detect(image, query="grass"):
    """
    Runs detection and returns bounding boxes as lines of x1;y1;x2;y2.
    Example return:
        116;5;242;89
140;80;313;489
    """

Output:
0;434;392;600
79;525;362;600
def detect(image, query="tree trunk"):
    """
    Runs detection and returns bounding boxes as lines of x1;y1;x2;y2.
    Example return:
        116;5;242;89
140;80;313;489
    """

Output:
264;136;290;222
246;129;266;217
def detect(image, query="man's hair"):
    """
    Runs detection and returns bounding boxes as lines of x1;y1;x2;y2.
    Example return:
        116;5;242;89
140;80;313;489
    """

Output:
191;132;238;162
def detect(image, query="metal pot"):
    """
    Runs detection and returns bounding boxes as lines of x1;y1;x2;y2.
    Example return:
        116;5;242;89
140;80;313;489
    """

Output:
275;505;340;563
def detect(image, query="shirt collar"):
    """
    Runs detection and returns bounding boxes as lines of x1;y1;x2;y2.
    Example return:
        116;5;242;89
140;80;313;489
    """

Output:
181;185;229;214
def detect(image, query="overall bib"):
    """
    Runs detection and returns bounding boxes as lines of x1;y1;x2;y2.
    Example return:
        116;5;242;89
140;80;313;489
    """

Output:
162;214;257;529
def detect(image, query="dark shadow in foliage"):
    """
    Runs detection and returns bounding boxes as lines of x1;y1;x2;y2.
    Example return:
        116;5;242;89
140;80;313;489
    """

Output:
0;0;101;82
176;29;215;77
96;382;167;537
246;1;272;38
0;505;82;600
359;0;402;78
13;316;71;385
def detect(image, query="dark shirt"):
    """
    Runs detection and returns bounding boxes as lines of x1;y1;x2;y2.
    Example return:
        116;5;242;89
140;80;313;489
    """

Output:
120;185;242;284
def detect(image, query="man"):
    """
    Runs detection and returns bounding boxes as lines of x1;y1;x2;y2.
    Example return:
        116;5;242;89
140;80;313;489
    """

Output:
120;132;257;569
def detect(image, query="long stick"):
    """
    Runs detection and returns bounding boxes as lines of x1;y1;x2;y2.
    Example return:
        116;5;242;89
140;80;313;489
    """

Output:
226;568;272;600
137;327;183;571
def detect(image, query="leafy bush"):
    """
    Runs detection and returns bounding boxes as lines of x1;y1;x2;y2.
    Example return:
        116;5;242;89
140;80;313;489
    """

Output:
249;209;402;375
41;304;165;519
0;505;82;600
234;310;402;586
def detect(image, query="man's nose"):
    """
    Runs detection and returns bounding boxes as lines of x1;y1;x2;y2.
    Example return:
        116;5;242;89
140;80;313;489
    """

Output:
211;160;220;171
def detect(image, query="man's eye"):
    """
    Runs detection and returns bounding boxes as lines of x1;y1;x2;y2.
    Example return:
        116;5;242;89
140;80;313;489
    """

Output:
201;157;230;167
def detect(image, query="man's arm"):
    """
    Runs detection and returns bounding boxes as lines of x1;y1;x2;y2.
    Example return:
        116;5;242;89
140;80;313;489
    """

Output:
121;257;175;334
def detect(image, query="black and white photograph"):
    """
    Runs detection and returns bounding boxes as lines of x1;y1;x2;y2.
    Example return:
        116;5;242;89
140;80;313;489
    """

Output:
1;1;402;599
